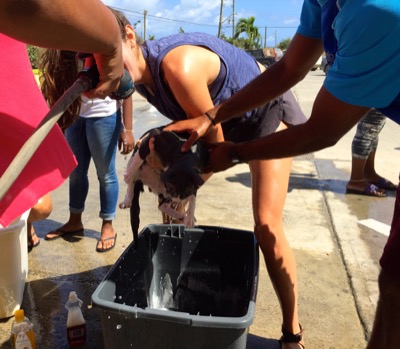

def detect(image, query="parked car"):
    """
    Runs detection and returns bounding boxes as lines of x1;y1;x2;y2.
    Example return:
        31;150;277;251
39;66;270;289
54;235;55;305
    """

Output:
245;48;282;68
274;48;283;61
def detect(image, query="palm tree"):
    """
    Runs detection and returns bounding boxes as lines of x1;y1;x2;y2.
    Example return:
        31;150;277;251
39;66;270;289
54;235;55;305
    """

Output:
234;17;261;49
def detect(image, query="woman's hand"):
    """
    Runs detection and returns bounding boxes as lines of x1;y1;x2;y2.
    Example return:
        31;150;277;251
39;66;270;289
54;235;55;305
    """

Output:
85;46;125;99
205;141;238;173
164;114;213;152
119;129;135;155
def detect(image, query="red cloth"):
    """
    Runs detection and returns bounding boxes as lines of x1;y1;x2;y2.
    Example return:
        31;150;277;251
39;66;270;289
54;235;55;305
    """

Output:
0;35;77;227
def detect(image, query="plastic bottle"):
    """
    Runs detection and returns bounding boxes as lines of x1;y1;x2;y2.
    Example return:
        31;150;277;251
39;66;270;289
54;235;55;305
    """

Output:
65;291;86;346
10;309;36;349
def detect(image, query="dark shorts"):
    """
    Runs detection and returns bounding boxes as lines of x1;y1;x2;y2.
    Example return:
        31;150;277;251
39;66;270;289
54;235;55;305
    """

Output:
221;90;307;143
380;183;400;280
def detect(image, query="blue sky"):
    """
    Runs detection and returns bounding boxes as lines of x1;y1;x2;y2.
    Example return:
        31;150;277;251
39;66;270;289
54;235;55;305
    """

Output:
102;0;303;47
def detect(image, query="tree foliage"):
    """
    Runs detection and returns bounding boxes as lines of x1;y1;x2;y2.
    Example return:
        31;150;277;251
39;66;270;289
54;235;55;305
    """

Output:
27;45;39;68
221;16;294;51
220;34;257;50
233;17;261;49
278;38;291;50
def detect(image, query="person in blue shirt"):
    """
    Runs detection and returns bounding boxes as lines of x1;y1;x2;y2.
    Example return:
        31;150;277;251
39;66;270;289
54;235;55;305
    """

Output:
166;1;400;348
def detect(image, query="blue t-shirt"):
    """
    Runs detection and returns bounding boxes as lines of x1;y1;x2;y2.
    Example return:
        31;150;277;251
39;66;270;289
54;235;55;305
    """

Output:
298;0;400;123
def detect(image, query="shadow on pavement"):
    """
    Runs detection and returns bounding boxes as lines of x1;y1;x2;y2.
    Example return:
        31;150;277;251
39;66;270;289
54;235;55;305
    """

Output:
1;265;280;349
1;266;112;349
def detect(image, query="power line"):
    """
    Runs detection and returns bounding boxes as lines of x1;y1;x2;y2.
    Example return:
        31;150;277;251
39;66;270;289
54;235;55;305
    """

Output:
111;6;217;28
111;6;297;30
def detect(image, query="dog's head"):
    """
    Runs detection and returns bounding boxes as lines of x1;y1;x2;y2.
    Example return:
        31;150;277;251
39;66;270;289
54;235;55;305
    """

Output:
161;165;204;199
137;129;207;200
154;131;206;199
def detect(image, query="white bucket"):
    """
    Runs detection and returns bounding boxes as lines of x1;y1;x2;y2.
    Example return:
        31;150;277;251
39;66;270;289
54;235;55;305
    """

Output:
0;211;29;319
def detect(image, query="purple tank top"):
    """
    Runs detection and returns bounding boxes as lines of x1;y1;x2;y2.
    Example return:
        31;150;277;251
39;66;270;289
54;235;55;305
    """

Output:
136;32;261;121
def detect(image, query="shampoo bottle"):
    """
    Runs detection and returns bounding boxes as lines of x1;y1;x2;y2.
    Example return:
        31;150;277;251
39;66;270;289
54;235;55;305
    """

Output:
65;291;86;346
10;309;36;349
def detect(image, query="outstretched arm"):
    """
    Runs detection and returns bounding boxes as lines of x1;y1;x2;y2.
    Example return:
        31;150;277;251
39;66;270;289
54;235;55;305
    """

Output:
207;87;370;173
0;0;123;98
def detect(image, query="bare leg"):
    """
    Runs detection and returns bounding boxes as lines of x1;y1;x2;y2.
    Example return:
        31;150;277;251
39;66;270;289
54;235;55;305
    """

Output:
346;156;370;192
364;150;380;182
249;155;303;349
27;193;52;246
367;270;400;349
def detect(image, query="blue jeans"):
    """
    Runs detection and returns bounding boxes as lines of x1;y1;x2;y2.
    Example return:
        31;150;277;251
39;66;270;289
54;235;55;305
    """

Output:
65;111;122;220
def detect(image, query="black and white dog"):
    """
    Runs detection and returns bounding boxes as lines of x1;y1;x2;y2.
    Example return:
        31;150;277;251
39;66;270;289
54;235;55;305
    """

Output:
119;127;208;236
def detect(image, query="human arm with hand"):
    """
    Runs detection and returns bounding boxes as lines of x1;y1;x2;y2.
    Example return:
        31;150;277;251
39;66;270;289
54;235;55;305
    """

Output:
0;0;123;99
206;88;370;173
119;96;135;155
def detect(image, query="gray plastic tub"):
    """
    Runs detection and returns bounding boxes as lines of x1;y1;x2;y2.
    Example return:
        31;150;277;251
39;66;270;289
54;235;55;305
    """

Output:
92;224;259;349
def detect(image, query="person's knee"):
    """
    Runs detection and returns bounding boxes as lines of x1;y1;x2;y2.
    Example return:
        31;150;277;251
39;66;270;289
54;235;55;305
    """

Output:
254;218;284;250
28;194;52;223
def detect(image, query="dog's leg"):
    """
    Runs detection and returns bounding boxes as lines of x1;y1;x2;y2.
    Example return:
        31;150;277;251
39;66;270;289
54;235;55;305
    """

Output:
158;201;186;221
183;195;196;228
119;153;144;209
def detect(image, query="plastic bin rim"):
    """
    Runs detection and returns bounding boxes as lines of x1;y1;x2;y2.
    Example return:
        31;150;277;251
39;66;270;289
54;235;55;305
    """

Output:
91;289;255;329
0;219;25;234
91;224;258;329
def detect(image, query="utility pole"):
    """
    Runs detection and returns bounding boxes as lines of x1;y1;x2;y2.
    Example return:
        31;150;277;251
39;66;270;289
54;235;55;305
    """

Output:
218;0;223;38
232;0;235;38
144;10;148;40
264;26;267;48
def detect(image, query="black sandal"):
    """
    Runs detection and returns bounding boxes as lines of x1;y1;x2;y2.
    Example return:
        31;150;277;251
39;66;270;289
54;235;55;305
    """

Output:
279;324;305;348
28;231;40;250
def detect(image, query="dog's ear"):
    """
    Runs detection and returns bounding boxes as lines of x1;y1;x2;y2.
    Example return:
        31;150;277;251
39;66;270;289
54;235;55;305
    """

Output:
138;136;151;159
138;129;161;160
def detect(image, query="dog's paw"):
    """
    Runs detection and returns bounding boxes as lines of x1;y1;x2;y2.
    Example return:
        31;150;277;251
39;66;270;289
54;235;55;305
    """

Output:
158;202;185;220
119;203;129;209
183;215;196;228
119;200;131;209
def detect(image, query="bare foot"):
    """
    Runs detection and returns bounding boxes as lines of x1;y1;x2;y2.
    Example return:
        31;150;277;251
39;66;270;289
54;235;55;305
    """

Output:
45;223;84;240
96;221;117;252
27;223;40;249
346;179;371;192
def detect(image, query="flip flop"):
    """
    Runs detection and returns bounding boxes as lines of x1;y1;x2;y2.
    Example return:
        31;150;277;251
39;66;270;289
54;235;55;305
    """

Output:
346;184;387;197
28;232;40;250
96;233;117;253
45;228;84;241
373;178;398;191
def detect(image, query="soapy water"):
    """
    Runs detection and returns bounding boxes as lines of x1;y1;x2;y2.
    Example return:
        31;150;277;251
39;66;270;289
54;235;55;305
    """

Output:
149;273;175;310
147;270;230;315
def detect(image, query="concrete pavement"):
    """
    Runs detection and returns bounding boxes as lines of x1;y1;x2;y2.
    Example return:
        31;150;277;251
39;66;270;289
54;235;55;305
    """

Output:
1;70;398;348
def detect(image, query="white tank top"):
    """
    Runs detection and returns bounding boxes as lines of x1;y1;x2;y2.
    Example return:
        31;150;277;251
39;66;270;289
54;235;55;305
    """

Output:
79;96;121;118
